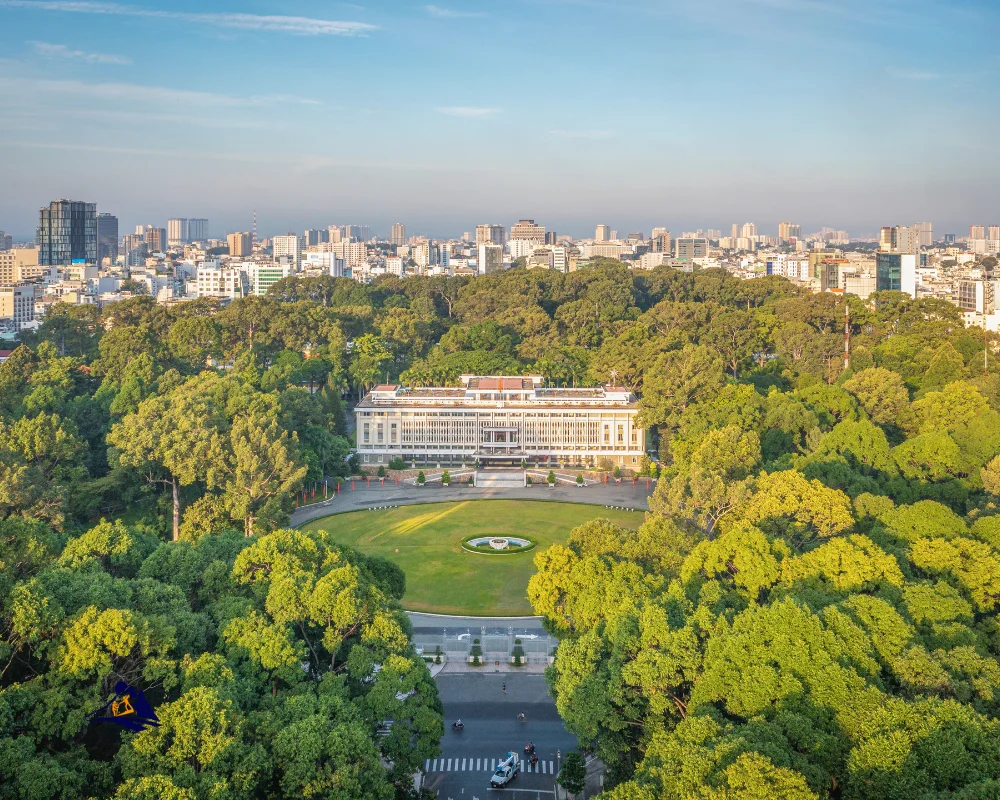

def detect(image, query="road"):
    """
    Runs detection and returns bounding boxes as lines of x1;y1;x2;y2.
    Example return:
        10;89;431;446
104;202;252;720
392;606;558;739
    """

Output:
425;674;576;799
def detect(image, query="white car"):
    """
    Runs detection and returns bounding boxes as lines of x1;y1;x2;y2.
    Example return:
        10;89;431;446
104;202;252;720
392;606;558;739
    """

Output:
490;752;520;788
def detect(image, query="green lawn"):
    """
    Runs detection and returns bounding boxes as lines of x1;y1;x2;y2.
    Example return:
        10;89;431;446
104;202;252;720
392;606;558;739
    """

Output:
299;500;643;616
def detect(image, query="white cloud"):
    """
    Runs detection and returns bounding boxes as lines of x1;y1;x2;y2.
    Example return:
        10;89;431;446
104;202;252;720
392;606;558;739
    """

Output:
435;106;500;118
424;4;487;18
30;40;131;64
887;67;940;80
0;1;377;36
550;129;613;139
0;76;321;108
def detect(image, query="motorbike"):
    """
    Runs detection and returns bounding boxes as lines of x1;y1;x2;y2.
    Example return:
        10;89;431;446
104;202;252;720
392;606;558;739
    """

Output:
524;743;535;756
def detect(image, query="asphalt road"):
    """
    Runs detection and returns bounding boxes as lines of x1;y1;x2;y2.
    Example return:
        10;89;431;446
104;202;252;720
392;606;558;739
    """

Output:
425;674;576;800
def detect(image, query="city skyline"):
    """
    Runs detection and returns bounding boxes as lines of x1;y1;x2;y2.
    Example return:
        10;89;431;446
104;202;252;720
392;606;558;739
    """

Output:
1;0;998;237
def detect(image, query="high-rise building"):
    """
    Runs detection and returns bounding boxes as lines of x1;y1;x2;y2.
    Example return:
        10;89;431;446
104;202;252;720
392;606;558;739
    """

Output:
146;227;167;253
188;218;208;241
730;223;739;240
651;231;672;253
272;234;304;268
510;219;545;243
944;234;957;245
476;224;506;246
36;200;97;266
545;232;558;246
168;218;189;246
595;224;610;242
876;252;917;298
989;226;1000;241
778;221;802;242
227;232;252;257
880;225;919;255
740;222;757;240
675;238;709;260
123;234;148;267
328;226;343;243
97;213;118;265
914;222;933;248
249;263;291;296
0;232;10;252
478;243;504;274
391;223;407;247
0;285;36;330
971;225;986;239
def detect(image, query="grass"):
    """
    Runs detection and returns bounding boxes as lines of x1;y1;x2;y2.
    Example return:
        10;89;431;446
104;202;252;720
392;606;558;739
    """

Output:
299;500;643;616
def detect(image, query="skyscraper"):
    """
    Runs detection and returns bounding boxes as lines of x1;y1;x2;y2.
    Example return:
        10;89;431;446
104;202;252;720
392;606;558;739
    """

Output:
97;213;118;264
189;218;208;241
476;224;505;246
778;221;800;242
545;232;558;245
972;225;986;239
391;223;407;246
595;224;610;242
740;222;757;240
989;226;1000;241
37;200;97;265
914;222;933;248
146;228;167;253
168;218;189;246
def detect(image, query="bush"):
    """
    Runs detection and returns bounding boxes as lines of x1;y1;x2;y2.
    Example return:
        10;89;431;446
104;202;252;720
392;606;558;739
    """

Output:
597;457;614;472
547;470;556;485
442;470;450;485
388;457;406;471
473;638;480;644
435;654;441;664
377;465;386;478
613;465;622;479
347;453;361;474
417;471;426;485
576;473;584;485
526;476;533;486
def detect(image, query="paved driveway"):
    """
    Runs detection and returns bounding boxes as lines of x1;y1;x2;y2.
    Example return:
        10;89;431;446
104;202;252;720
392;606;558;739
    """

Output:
291;480;655;527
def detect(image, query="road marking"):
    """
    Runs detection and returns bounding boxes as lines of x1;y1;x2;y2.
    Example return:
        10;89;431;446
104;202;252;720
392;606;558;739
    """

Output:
462;758;467;771
476;758;481;770
448;758;453;771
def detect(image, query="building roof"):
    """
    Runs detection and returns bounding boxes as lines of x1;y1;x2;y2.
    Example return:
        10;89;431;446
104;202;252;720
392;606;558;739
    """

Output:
373;384;400;392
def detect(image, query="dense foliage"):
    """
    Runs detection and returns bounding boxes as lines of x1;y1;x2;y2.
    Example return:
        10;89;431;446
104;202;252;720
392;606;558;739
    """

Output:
6;264;1000;798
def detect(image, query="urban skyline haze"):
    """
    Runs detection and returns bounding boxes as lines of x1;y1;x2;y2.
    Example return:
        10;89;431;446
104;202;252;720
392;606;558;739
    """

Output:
1;0;997;238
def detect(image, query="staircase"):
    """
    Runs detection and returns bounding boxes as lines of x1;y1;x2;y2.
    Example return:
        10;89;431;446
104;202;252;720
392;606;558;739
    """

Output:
474;470;527;489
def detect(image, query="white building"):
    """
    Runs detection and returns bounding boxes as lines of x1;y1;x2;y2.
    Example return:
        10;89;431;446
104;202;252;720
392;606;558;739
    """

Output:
386;256;405;276
355;375;644;468
0;285;37;330
249;262;291;296
478;244;504;274
507;239;539;260
302;251;346;278
195;265;248;299
272;235;304;269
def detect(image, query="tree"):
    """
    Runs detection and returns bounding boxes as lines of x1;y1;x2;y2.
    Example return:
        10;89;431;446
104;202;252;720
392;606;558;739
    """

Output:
843;367;910;427
348;334;392;398
108;377;223;541
221;410;307;537
558;751;587;797
638;345;726;433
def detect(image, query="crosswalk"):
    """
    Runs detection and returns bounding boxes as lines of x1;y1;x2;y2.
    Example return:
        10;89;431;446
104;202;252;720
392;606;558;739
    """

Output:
424;757;556;775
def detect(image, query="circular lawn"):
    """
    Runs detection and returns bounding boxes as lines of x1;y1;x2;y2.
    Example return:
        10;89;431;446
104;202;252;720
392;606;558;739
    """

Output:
298;500;643;616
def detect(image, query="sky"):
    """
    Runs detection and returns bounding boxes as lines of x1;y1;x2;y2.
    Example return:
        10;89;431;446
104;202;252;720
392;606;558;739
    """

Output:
0;0;998;240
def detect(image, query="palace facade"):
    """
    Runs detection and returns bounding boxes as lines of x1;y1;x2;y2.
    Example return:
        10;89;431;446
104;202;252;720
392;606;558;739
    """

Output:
354;376;644;467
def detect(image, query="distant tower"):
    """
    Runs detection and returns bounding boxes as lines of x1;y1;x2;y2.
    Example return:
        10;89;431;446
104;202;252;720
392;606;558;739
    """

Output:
252;210;258;252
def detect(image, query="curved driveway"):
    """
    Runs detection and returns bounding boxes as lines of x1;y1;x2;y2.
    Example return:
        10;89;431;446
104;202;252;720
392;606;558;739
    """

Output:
291;480;656;527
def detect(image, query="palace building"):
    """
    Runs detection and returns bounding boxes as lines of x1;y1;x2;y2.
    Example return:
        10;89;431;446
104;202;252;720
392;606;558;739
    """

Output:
354;376;644;467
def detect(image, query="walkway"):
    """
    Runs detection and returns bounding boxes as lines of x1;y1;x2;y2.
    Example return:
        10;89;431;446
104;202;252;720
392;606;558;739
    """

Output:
290;479;656;527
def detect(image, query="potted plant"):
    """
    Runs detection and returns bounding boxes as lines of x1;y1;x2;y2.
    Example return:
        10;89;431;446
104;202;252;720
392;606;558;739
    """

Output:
442;469;451;486
576;473;584;488
417;471;426;486
613;465;622;484
547;470;556;488
526;475;533;487
377;465;386;478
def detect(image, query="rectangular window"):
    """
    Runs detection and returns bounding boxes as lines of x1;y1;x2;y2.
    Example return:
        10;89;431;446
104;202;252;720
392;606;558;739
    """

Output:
391;423;398;444
618;425;624;444
604;426;610;445
363;423;370;444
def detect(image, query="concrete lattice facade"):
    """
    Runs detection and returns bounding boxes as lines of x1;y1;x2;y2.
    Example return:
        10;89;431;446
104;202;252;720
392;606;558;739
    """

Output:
355;376;644;467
